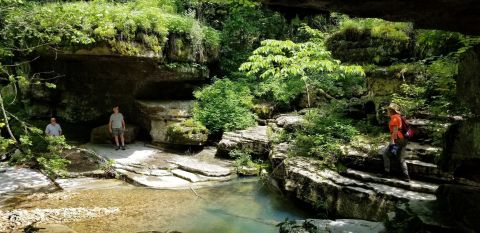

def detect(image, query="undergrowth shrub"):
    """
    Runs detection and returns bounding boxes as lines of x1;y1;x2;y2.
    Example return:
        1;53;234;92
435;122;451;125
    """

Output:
193;78;256;134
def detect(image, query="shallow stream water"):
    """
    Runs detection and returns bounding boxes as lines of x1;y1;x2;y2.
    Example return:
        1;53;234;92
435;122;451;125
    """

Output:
2;178;310;233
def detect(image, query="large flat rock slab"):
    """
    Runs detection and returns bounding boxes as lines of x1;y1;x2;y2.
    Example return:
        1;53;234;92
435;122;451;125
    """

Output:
83;143;234;189
169;156;232;177
0;163;55;195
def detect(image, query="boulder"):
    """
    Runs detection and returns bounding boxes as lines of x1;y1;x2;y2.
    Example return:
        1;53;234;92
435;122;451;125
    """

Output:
90;124;139;144
136;100;193;144
166;120;208;146
274;113;304;131
216;126;270;158
279;219;385;233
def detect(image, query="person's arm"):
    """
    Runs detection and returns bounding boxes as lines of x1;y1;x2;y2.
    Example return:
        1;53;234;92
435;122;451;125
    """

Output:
108;116;112;133
45;125;50;136
58;125;62;136
391;126;399;144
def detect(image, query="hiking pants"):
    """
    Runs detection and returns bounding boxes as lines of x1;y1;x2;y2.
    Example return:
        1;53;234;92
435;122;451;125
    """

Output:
382;138;409;176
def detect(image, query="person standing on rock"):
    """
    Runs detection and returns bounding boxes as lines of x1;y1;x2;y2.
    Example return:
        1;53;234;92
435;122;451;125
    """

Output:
382;103;410;181
45;117;62;136
109;106;126;150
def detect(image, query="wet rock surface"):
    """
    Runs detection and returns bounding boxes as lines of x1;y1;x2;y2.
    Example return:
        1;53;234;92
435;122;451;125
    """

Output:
0;163;56;196
85;143;234;189
279;219;385;233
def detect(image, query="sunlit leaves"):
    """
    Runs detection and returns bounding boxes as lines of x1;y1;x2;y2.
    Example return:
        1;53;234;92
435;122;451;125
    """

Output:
240;36;364;105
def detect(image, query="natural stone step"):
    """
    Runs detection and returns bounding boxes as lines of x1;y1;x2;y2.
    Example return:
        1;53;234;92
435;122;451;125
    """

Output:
340;147;453;182
169;157;232;177
116;169;191;189
342;169;439;194
280;157;436;221
171;169;201;182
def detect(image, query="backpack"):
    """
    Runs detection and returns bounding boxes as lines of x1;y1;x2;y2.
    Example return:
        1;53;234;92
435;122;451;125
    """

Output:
400;115;414;139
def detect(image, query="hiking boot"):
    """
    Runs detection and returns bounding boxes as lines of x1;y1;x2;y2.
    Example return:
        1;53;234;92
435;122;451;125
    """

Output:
115;146;120;150
121;146;126;150
400;175;410;182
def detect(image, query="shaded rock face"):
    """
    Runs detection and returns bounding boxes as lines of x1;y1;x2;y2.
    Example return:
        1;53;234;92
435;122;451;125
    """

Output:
136;100;193;144
90;124;139;144
264;0;480;36
441;118;480;184
27;55;208;124
458;44;480;116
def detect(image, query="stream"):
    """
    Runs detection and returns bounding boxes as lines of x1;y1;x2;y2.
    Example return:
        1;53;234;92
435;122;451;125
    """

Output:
1;178;310;233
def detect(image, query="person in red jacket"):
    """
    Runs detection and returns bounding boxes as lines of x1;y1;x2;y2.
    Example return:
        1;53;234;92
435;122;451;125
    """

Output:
382;103;410;181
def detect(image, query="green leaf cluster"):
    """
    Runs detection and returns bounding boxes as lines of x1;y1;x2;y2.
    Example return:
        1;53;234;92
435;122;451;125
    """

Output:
240;38;364;105
289;108;358;169
193;78;256;134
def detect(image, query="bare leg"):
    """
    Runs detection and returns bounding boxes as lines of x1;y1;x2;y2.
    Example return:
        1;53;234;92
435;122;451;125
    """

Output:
114;135;119;146
120;134;125;146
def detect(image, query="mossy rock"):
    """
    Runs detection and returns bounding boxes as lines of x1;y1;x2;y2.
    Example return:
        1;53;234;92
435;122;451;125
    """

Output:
166;120;208;146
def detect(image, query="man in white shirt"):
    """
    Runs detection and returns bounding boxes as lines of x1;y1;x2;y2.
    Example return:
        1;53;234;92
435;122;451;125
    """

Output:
108;106;126;150
45;118;62;136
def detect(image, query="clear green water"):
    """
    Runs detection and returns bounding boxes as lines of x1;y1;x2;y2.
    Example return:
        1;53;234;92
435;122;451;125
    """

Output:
6;178;310;233
172;179;308;233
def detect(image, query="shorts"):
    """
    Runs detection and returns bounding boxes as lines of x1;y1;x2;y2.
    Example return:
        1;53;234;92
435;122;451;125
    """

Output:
112;128;124;137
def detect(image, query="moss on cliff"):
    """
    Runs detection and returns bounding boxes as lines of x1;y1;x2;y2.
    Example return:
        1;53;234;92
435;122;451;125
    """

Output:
1;0;220;60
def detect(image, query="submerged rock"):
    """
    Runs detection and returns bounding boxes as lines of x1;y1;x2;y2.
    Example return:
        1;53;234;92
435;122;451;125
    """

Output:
0;207;119;232
279;219;385;233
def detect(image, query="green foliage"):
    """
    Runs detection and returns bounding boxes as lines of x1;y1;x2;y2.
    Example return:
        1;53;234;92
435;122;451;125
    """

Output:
229;148;265;172
289;108;358;169
1;0;220;56
339;17;412;42
240;38;364;106
193;78;256;134
219;5;285;75
8;135;71;177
